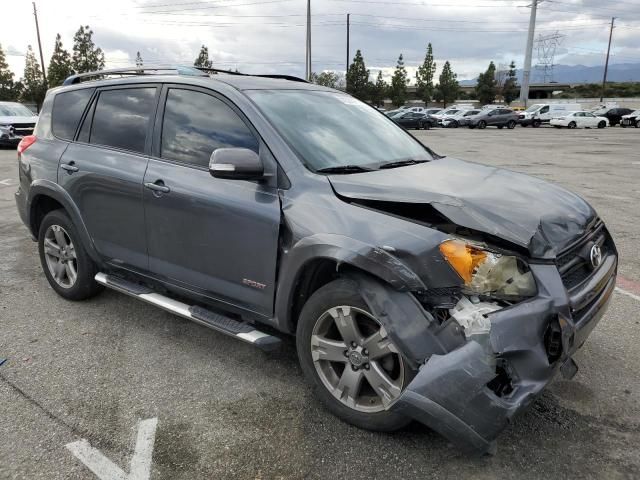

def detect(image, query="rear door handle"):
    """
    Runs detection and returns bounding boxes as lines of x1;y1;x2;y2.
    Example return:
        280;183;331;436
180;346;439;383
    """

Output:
144;181;171;194
60;162;79;173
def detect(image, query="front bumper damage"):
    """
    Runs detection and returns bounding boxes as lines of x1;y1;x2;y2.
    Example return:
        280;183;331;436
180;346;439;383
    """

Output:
354;251;617;455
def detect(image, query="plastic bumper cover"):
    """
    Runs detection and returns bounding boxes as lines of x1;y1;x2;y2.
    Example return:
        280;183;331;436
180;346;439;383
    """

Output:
391;258;616;455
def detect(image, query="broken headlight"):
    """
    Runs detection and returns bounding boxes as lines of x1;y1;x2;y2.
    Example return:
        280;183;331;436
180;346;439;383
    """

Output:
439;239;536;298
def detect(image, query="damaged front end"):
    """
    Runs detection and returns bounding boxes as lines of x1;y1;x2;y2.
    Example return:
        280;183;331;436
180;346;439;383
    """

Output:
352;224;617;455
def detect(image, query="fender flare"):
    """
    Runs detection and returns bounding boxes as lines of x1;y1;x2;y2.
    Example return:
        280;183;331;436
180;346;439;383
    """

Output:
27;180;102;264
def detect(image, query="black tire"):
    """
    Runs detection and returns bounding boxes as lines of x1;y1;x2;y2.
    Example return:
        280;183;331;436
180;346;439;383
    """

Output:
507;120;516;129
450;120;458;128
296;278;412;432
38;210;103;301
597;121;606;129
478;120;487;129
635;122;639;128
568;121;577;129
424;121;431;130
532;120;541;128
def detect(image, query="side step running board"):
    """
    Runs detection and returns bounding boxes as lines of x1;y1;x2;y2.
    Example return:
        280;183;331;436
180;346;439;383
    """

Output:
95;273;281;351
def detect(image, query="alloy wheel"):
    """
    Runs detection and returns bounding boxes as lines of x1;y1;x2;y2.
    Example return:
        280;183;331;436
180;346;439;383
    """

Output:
43;224;78;288
310;306;405;413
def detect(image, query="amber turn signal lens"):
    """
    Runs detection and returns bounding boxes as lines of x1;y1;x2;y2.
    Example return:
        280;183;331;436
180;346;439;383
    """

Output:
439;240;487;284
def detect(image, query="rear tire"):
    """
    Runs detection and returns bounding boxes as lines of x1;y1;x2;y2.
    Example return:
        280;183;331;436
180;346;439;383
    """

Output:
507;120;516;129
568;121;577;129
38;210;103;301
296;278;412;432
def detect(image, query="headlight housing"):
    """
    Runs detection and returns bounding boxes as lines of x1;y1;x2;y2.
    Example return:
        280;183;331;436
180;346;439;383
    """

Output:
439;239;536;298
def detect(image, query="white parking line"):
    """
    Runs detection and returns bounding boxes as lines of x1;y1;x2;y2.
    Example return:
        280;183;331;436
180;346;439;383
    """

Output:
615;287;640;302
0;178;12;186
66;417;158;480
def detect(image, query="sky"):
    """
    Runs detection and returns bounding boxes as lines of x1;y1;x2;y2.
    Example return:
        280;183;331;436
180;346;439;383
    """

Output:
2;0;639;84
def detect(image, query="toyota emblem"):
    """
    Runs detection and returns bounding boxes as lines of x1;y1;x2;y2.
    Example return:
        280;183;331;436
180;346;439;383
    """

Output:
590;244;602;269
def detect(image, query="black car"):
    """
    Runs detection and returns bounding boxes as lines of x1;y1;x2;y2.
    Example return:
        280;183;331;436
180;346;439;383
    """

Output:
394;111;434;130
621;110;640;128
599;107;634;126
15;66;617;455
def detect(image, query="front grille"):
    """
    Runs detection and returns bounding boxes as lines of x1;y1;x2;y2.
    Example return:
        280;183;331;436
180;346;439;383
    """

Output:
10;123;35;136
556;221;612;291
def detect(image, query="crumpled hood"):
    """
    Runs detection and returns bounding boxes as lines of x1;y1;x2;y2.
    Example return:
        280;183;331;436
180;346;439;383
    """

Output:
329;157;597;258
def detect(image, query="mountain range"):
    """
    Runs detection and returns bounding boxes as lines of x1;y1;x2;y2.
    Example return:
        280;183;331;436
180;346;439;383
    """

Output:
459;63;640;86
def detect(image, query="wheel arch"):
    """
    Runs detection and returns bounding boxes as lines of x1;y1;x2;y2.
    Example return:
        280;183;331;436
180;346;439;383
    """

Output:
274;233;427;335
27;180;102;264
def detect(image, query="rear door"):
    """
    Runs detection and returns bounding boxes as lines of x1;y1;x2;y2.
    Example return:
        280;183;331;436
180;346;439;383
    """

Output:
58;85;159;270
142;85;281;316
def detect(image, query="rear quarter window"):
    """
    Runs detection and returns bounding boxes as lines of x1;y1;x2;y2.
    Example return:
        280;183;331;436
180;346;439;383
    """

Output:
51;88;95;140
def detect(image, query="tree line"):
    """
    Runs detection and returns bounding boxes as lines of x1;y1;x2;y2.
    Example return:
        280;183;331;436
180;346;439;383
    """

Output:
0;28;217;109
312;44;519;107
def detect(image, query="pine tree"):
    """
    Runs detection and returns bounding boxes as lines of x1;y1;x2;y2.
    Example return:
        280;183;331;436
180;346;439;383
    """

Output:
437;61;459;107
21;45;46;108
475;61;497;106
47;34;74;87
389;54;408;107
72;26;105;73
136;51;143;68
502;60;519;104
370;70;387;107
0;43;20;101
416;43;436;106
310;71;342;89
346;50;370;101
194;45;213;68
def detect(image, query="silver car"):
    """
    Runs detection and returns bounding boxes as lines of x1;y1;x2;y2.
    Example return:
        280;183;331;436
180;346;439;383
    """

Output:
0;102;38;147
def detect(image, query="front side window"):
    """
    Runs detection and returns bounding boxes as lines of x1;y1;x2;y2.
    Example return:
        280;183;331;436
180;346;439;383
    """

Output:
160;88;258;168
247;90;431;171
89;87;157;154
52;88;94;140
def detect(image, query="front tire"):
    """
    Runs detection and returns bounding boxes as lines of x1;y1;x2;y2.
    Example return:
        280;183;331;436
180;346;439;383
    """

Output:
38;210;103;301
478;120;487;129
598;121;606;129
296;278;412;432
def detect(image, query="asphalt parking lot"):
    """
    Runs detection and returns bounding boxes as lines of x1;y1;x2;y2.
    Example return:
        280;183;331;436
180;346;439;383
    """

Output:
1;126;640;479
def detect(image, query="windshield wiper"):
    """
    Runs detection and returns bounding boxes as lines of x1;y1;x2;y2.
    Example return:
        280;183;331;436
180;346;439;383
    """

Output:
378;159;430;169
316;165;374;174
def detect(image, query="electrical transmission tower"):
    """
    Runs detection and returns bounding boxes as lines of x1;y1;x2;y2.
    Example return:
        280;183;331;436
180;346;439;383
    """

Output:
534;32;564;83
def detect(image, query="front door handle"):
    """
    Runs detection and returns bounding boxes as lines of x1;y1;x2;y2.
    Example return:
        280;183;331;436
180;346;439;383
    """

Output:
60;162;79;173
144;181;171;194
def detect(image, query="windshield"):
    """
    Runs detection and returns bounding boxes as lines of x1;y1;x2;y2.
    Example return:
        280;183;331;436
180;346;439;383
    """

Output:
443;109;459;115
524;104;543;113
0;103;34;117
247;90;432;171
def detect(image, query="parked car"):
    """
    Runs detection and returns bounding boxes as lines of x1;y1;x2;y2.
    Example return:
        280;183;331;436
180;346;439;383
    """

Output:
0;101;38;147
468;108;519;129
620;110;640;128
15;67;617;456
518;103;581;127
431;108;463;125
441;109;481;128
598;107;634;127
393;111;434;130
550;111;608;129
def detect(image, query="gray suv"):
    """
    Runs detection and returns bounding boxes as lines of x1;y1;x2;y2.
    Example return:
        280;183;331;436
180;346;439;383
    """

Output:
15;67;617;455
468;108;520;129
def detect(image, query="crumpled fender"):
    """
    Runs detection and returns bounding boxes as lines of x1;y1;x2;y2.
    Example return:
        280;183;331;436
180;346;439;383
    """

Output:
274;233;429;332
349;272;465;370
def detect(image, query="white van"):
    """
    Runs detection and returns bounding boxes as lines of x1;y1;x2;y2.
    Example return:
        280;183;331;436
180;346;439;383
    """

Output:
518;103;581;127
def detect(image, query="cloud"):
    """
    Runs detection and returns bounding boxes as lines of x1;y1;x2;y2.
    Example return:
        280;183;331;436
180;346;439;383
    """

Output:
3;0;639;81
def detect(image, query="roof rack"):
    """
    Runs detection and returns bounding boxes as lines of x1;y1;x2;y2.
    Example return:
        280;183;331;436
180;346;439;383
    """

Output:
62;65;309;86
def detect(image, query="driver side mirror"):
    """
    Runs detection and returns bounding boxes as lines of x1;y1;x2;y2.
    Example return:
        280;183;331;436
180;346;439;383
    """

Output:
209;148;264;180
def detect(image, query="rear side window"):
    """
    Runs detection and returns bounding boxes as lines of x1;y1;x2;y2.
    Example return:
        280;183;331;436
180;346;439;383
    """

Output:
89;87;157;154
51;88;95;140
160;88;258;168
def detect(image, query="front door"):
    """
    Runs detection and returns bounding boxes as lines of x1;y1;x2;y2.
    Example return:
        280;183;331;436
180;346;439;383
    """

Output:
143;86;281;316
58;85;159;270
